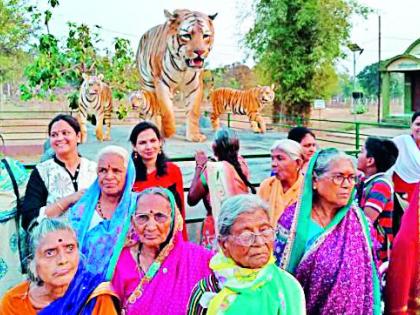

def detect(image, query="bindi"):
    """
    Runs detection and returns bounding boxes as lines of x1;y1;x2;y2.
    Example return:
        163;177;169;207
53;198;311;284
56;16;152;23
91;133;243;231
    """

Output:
58;238;63;242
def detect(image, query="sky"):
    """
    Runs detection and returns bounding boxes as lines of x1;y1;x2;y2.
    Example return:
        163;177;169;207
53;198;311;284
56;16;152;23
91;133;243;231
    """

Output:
45;0;420;74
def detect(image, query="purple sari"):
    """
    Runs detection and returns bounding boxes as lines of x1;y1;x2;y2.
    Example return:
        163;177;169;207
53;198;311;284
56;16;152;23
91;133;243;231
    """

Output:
274;150;381;315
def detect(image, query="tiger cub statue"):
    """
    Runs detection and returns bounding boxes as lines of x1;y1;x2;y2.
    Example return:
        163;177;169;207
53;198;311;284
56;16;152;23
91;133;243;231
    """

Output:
209;84;275;133
78;73;112;143
129;90;162;131
136;9;217;142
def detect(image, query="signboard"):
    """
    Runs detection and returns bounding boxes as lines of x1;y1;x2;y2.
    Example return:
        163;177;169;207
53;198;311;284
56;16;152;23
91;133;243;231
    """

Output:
313;99;326;110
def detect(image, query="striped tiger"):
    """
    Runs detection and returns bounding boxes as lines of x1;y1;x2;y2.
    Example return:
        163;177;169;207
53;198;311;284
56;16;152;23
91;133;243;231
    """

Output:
136;9;217;142
209;85;275;133
78;73;113;143
129;90;162;131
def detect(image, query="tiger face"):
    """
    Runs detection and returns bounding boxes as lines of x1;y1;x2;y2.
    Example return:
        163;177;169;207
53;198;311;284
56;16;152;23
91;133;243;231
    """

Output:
129;91;145;110
165;9;217;69
257;84;275;105
82;73;105;96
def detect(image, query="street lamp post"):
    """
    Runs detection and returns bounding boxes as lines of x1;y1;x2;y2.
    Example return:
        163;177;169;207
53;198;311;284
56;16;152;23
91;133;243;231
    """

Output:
348;43;364;112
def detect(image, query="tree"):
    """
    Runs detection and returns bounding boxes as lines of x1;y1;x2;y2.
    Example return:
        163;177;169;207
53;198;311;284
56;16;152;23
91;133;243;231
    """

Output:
244;0;369;119
0;0;32;85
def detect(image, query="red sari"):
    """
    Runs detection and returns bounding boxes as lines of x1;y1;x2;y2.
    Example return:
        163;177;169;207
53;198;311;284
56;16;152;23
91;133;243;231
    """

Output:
132;162;188;240
385;183;420;314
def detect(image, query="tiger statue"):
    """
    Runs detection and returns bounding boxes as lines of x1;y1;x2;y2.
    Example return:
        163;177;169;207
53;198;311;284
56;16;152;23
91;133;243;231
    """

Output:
129;90;162;131
209;84;275;133
136;9;217;142
78;73;113;143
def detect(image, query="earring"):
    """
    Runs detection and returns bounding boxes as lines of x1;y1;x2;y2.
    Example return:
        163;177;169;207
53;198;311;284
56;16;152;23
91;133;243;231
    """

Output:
313;185;317;190
134;152;138;159
159;147;162;154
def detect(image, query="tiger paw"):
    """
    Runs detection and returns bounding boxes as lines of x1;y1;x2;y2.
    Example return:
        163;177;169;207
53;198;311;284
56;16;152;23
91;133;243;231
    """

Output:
187;133;207;142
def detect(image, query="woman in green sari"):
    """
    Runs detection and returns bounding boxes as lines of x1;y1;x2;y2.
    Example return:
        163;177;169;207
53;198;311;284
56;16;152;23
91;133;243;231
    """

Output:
187;194;305;315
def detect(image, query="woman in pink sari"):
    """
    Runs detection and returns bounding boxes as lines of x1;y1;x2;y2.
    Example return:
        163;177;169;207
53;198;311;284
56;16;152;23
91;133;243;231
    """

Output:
111;187;213;315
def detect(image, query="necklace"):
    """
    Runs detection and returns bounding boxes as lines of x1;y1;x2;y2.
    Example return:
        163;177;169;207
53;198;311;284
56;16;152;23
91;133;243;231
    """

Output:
312;208;329;228
96;199;108;220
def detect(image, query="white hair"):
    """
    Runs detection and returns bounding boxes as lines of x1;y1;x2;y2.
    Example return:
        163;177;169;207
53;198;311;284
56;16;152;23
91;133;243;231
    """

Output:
270;139;304;161
97;145;129;168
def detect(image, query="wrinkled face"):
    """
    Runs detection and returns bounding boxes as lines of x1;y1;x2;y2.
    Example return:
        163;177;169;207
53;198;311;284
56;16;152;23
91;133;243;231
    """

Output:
49;120;80;157
258;86;275;105
411;116;420;143
35;230;79;288
133;194;172;248
134;128;162;162
169;11;216;69
83;75;103;96
221;209;273;269
314;159;356;208
97;153;127;197
271;149;300;181
300;133;317;162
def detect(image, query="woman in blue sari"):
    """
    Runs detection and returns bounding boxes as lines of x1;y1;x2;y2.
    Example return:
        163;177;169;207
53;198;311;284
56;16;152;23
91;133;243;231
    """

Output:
69;145;138;280
0;218;118;315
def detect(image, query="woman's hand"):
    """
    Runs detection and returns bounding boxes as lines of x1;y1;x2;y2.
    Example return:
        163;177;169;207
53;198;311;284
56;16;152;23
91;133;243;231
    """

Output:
195;150;208;168
68;189;86;205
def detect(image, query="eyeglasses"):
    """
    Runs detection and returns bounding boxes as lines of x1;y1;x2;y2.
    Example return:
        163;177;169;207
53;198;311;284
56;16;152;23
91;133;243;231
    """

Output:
325;174;357;186
229;228;275;247
133;212;169;225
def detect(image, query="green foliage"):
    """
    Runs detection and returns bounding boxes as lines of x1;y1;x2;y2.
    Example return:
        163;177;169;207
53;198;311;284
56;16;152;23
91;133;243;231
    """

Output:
244;0;369;118
66;90;79;110
357;62;404;98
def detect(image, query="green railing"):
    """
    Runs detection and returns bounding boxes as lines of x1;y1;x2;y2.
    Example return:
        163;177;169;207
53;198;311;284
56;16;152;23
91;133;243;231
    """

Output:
215;112;409;152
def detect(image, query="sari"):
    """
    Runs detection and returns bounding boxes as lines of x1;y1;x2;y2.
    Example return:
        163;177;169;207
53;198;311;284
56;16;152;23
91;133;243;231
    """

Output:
275;151;381;315
385;183;420;314
111;194;213;315
258;174;303;226
69;159;137;280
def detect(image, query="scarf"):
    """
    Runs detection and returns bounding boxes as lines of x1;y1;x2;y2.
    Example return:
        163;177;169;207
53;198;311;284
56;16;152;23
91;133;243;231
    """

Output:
208;251;304;315
393;134;420;183
69;158;137;280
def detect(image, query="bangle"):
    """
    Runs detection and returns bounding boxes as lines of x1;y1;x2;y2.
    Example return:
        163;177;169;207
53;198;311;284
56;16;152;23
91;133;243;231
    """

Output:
56;201;65;213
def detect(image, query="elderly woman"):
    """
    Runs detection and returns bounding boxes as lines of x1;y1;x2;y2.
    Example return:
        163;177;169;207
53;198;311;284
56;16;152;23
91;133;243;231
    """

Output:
392;111;420;202
111;187;212;314
0;218;118;314
258;139;304;225
275;148;381;315
187;194;305;315
188;128;254;247
69;145;137;279
22;114;97;230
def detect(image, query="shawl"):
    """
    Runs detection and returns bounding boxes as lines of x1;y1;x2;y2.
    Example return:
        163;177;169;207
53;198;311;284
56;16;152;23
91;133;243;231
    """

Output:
112;190;213;315
275;150;381;315
207;252;305;315
69;159;137;280
385;183;420;314
392;134;420;183
258;174;303;226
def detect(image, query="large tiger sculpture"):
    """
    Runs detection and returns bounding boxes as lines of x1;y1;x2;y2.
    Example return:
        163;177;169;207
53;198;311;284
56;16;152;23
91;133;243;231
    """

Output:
136;9;217;142
209;85;275;133
78;73;113;143
129;90;162;130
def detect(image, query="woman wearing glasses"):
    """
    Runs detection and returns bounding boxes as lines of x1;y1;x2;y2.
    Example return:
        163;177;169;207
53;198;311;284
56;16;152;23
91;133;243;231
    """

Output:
111;187;212;315
187;194;305;315
275;148;381;315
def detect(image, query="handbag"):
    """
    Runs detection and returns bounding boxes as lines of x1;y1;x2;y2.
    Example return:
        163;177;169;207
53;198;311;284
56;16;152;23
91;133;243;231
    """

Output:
1;158;29;273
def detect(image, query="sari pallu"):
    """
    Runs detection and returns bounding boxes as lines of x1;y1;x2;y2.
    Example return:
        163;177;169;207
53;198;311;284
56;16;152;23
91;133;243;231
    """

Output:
275;150;381;315
69;159;137;280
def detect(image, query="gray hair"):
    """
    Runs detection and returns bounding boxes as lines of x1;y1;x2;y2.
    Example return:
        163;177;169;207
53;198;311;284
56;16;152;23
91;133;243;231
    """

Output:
97;145;129;168
270;139;304;161
313;148;356;178
137;186;176;212
217;194;269;237
28;218;77;283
